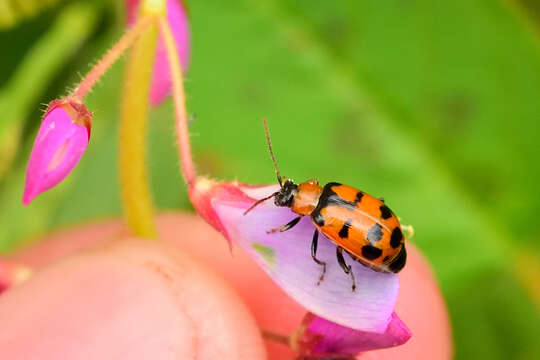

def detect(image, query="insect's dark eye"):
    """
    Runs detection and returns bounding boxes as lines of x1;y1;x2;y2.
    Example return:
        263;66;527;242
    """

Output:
274;180;297;207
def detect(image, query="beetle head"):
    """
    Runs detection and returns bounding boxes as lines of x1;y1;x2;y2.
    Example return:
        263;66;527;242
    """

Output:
274;179;298;207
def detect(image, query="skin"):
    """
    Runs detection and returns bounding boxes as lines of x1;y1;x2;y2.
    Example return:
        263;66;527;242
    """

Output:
1;213;452;359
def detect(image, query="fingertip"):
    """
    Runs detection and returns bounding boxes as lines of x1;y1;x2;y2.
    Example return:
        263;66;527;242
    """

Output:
2;240;266;360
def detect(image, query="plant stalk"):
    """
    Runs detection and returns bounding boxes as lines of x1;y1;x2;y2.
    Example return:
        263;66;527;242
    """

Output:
158;17;196;185
118;18;159;238
72;17;153;101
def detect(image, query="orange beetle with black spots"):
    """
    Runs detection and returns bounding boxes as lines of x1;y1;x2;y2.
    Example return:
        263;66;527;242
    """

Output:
244;120;407;291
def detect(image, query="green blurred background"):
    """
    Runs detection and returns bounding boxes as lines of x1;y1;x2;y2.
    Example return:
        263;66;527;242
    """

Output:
0;0;539;358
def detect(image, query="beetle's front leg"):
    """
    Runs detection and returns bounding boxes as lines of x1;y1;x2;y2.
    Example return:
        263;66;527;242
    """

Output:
266;216;302;234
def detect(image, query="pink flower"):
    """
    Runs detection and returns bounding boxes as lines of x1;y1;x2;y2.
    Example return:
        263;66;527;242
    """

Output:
126;0;190;106
22;99;91;205
296;312;411;358
189;178;411;357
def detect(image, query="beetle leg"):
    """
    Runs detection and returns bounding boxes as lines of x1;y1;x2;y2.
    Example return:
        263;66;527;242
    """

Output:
336;246;356;292
311;230;327;285
267;216;302;234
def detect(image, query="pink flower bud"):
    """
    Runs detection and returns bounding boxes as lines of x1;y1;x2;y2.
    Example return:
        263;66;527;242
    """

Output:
189;177;410;356
295;312;411;357
126;0;190;106
22;99;92;205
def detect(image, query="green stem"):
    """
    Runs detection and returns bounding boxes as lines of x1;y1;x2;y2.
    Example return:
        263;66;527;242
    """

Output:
118;18;159;238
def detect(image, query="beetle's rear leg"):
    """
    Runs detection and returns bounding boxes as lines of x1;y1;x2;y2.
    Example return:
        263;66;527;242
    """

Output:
311;230;327;285
337;246;356;292
267;216;302;234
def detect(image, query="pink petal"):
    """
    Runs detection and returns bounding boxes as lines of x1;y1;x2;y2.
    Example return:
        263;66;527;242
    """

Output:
297;312;411;357
22;103;90;205
149;0;190;105
189;179;401;334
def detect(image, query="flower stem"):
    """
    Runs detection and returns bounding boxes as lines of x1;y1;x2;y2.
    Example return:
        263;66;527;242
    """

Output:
118;18;159;238
158;17;196;185
261;329;291;346
71;17;153;101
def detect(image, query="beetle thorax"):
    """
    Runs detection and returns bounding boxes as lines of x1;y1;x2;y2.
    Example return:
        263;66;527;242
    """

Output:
290;179;323;216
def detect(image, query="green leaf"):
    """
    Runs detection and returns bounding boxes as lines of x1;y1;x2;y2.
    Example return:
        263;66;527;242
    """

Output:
448;268;540;359
278;0;540;249
0;0;61;29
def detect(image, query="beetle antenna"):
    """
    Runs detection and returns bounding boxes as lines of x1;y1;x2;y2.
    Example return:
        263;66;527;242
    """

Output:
263;118;283;187
243;192;279;215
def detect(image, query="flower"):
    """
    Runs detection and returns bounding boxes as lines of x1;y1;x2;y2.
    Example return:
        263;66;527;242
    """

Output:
22;99;91;205
189;178;411;356
295;312;411;358
126;0;190;106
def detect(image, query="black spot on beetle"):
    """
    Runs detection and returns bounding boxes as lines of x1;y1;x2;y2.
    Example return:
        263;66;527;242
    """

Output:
338;219;352;238
388;246;407;273
318;183;357;211
390;227;403;248
362;245;382;260
383;256;391;263
316;183;364;213
379;205;392;219
367;223;383;242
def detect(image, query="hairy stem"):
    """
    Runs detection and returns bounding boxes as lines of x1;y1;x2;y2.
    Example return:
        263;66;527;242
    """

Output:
118;19;159;238
158;17;196;185
72;17;153;101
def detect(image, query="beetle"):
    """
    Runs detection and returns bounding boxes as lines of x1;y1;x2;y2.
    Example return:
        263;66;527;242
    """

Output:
244;119;407;291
